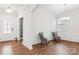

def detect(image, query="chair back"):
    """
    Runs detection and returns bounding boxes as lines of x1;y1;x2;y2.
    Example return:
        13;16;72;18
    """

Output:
39;32;44;39
52;32;58;39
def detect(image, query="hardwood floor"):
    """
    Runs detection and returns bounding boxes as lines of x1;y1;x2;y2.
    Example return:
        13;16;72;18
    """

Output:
0;40;79;55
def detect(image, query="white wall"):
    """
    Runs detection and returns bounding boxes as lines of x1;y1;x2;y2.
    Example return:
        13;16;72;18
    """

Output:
0;12;18;41
18;5;56;49
23;10;33;49
59;10;79;42
18;5;37;49
19;5;79;49
31;8;56;44
18;6;33;49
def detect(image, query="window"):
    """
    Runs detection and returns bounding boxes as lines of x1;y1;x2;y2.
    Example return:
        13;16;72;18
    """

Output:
4;20;11;34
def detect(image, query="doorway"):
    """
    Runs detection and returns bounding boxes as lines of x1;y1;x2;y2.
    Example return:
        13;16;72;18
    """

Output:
19;17;23;42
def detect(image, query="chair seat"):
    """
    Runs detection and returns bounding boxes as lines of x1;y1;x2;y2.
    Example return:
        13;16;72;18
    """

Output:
39;32;48;45
52;32;61;43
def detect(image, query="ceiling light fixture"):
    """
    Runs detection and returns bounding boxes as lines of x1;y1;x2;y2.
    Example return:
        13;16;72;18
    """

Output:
5;6;13;13
66;17;70;20
61;17;70;21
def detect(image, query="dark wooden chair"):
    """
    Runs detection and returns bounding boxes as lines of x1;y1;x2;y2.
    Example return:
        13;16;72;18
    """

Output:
39;32;48;45
52;32;60;42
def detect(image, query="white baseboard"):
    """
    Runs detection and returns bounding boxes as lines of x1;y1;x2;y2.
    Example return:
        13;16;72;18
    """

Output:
23;42;33;50
61;37;79;43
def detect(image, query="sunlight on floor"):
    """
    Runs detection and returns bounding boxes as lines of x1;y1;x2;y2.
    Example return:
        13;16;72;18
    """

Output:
54;43;69;55
1;45;12;55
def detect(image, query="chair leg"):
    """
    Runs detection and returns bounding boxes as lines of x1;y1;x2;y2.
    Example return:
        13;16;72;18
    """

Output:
53;39;56;42
46;41;48;45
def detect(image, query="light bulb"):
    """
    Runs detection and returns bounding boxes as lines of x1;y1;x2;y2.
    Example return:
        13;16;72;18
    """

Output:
66;17;70;20
5;9;13;13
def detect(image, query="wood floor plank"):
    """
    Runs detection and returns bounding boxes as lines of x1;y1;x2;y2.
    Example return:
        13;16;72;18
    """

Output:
0;40;79;55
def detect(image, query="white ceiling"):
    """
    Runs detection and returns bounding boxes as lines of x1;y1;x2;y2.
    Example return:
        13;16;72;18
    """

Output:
0;4;79;15
39;4;64;15
39;4;79;15
0;4;24;13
